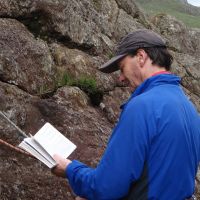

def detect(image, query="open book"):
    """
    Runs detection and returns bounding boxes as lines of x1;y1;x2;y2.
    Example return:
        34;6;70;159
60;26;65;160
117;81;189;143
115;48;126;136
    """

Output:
18;122;76;168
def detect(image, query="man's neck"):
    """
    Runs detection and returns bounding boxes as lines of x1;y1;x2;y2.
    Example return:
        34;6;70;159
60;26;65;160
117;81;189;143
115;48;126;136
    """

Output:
143;65;167;80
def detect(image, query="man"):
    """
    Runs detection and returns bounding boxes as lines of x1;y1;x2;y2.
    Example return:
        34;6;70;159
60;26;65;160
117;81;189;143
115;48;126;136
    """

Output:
52;29;200;200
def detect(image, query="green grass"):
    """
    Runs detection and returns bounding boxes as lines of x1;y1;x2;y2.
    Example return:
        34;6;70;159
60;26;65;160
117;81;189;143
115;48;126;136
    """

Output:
57;72;73;87
135;0;200;28
56;72;103;106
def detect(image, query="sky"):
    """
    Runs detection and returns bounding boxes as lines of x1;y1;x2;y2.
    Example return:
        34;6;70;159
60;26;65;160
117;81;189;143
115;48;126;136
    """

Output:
187;0;200;7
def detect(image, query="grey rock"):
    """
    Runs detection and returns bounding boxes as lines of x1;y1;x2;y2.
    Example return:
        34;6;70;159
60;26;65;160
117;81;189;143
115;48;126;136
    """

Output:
102;87;131;123
183;87;200;112
113;8;145;41
189;28;200;56
151;14;194;54
50;43;116;91
173;52;200;98
0;18;56;95
0;0;148;55
197;167;200;182
55;86;90;109
0;0;34;17
115;0;152;28
0;81;113;200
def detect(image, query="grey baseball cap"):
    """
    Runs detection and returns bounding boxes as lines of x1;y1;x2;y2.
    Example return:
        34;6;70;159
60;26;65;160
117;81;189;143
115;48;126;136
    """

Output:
99;29;166;73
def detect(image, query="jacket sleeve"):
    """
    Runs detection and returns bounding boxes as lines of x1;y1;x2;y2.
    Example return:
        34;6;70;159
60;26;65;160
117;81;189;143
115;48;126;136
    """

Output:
66;99;152;200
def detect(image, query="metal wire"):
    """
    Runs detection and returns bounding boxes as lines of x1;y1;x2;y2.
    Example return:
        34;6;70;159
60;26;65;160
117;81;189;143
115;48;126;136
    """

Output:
0;111;28;138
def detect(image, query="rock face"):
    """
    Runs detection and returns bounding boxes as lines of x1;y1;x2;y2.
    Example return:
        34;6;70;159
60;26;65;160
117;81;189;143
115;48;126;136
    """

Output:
0;18;55;95
0;81;112;200
0;1;200;200
50;43;116;92
0;0;150;56
152;14;200;113
151;14;195;54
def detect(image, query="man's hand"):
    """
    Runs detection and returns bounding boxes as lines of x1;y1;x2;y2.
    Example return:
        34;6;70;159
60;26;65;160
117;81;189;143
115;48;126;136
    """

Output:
51;154;72;178
52;155;87;199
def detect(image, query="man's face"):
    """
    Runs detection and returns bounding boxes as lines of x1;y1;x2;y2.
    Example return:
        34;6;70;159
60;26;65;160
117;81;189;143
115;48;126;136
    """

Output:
118;54;143;92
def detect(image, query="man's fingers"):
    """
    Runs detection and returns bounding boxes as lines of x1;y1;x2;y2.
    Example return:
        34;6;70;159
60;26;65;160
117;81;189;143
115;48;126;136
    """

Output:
51;154;72;178
52;154;62;162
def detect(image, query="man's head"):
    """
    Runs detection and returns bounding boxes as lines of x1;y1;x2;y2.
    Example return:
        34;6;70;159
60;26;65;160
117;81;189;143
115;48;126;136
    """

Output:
99;29;173;90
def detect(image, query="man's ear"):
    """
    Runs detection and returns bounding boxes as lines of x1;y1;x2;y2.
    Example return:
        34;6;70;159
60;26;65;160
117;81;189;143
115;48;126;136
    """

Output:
137;49;148;67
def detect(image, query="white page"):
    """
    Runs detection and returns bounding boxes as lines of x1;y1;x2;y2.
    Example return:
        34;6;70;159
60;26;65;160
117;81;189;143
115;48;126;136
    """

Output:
24;137;56;165
19;141;56;168
34;122;76;158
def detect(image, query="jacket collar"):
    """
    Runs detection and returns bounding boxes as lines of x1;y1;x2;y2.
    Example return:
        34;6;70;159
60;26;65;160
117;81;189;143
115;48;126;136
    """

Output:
120;74;181;109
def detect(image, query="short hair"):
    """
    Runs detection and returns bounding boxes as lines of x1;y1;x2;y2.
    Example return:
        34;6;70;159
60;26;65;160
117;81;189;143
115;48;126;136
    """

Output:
129;47;173;71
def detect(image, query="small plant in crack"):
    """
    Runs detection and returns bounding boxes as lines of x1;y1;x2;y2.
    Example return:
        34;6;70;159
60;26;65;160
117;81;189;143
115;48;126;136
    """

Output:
56;72;103;106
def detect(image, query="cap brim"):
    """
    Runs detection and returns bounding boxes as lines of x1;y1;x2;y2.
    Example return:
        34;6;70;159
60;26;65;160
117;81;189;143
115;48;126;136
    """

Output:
99;54;127;73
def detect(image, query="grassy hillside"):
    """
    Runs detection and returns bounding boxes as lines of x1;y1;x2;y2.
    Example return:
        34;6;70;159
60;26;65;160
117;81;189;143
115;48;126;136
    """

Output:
135;0;200;28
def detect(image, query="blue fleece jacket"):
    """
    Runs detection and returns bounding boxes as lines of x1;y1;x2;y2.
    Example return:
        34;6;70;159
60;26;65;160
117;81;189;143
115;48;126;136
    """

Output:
66;74;200;200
